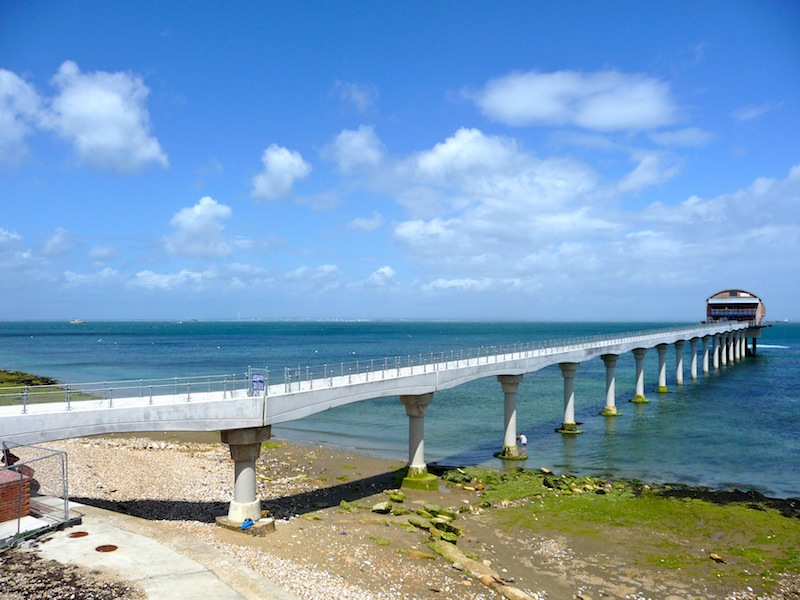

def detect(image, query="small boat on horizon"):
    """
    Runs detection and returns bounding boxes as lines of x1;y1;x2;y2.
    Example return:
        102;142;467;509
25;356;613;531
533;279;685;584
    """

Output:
69;318;85;324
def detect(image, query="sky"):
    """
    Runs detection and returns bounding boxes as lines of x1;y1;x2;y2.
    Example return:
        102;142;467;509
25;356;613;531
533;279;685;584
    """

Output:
1;1;798;322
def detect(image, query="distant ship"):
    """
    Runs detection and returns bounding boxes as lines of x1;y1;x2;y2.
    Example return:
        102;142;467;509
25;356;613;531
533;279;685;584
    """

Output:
69;319;85;324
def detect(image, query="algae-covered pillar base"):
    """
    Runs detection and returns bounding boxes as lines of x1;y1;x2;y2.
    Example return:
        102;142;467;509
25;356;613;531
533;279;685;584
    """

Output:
630;348;649;403
600;354;621;416
218;426;271;526
496;374;525;459
400;393;438;490
556;362;582;434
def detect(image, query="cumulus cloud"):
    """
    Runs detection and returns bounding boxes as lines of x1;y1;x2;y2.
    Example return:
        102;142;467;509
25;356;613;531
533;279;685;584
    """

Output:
333;80;378;111
0;69;44;165
470;69;678;131
64;267;120;287
348;212;385;231
618;154;682;193
366;265;396;285
41;227;73;255
45;61;168;173
251;144;312;199
131;268;212;290
325;125;385;174
165;196;233;258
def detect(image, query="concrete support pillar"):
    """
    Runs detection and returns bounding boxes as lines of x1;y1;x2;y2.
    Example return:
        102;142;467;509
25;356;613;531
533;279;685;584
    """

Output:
631;348;649;403
713;335;720;370
220;426;271;524
690;338;699;380
675;340;685;386
556;362;582;434
600;354;620;416
720;334;728;366
733;332;741;362
752;337;758;356
497;374;524;459
656;343;669;393
400;393;437;490
728;333;735;364
702;335;711;375
739;333;746;360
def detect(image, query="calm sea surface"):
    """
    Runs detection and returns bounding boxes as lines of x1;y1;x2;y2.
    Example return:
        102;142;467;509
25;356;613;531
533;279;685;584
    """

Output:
1;321;798;498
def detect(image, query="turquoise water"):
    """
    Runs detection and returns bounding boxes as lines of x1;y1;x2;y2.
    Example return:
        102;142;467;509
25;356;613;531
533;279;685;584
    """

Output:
1;321;798;498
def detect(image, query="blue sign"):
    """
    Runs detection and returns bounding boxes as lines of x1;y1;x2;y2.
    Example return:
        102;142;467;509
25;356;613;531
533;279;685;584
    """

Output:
251;373;265;391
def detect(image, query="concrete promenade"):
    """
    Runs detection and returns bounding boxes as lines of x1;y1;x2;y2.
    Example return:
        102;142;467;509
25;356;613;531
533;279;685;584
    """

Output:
2;321;763;520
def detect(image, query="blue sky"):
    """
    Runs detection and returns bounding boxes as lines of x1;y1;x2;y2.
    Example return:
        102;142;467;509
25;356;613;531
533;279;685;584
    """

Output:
1;1;798;321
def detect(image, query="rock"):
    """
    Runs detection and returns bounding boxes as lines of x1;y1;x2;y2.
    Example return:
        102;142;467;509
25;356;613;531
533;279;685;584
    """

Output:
387;491;407;502
710;553;726;563
390;504;410;516
407;550;437;560
408;516;431;530
371;501;392;514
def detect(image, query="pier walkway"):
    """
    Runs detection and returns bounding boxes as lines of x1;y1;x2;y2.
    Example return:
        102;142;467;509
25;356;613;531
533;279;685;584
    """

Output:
2;321;763;524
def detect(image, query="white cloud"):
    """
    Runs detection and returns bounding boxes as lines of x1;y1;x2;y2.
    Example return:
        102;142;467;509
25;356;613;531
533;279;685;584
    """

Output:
131;268;212;290
41;227;73;255
348;212;385;231
89;243;119;261
64;267;119;286
166;196;233;258
731;102;783;122
0;69;43;165
470;69;678;131
325;125;385;174
333;80;378;111
649;127;713;147
366;265;395;285
251;144;311;199
46;61;168;173
618;154;682;193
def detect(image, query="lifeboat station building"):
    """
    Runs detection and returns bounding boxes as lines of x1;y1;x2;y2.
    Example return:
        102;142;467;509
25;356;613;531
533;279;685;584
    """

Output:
706;289;766;325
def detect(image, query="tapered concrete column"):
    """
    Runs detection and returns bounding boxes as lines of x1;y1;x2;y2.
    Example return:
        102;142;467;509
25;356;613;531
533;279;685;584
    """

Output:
600;354;620;416
713;334;720;369
220;426;271;524
702;335;711;375
752;337;758;356
728;333;735;364
720;334;728;366
631;348;649;403
400;393;437;490
739;333;746;360
733;332;741;362
556;362;582;434
656;343;669;393
497;375;524;458
690;338;699;380
675;340;685;386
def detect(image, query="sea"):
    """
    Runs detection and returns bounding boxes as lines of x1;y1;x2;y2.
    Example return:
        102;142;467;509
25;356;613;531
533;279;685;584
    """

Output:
1;321;798;498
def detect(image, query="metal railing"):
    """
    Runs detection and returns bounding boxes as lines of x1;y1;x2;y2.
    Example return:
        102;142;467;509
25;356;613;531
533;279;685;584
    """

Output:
1;321;753;412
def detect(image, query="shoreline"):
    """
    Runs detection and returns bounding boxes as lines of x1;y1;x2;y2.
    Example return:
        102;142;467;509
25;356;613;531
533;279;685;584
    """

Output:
4;434;795;599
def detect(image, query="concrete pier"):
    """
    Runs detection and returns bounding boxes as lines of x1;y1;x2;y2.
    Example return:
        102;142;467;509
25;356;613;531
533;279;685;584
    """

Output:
675;340;685;385
656;344;669;393
631;348;649;403
690;338;699;380
400;393;438;490
600;354;620;416
497;375;524;458
702;335;711;375
218;426;271;525
556;362;582;433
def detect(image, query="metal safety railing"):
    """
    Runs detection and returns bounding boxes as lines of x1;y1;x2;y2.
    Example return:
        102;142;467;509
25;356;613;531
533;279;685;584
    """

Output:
1;321;754;412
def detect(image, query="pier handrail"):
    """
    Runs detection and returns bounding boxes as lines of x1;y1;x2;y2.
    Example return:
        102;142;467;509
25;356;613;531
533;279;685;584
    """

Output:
1;321;753;412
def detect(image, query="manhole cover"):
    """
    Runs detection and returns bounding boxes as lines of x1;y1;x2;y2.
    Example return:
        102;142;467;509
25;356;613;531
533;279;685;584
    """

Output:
67;531;89;538
95;544;118;552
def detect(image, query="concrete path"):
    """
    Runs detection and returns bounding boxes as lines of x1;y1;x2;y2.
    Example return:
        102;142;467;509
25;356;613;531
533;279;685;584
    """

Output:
34;503;297;600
